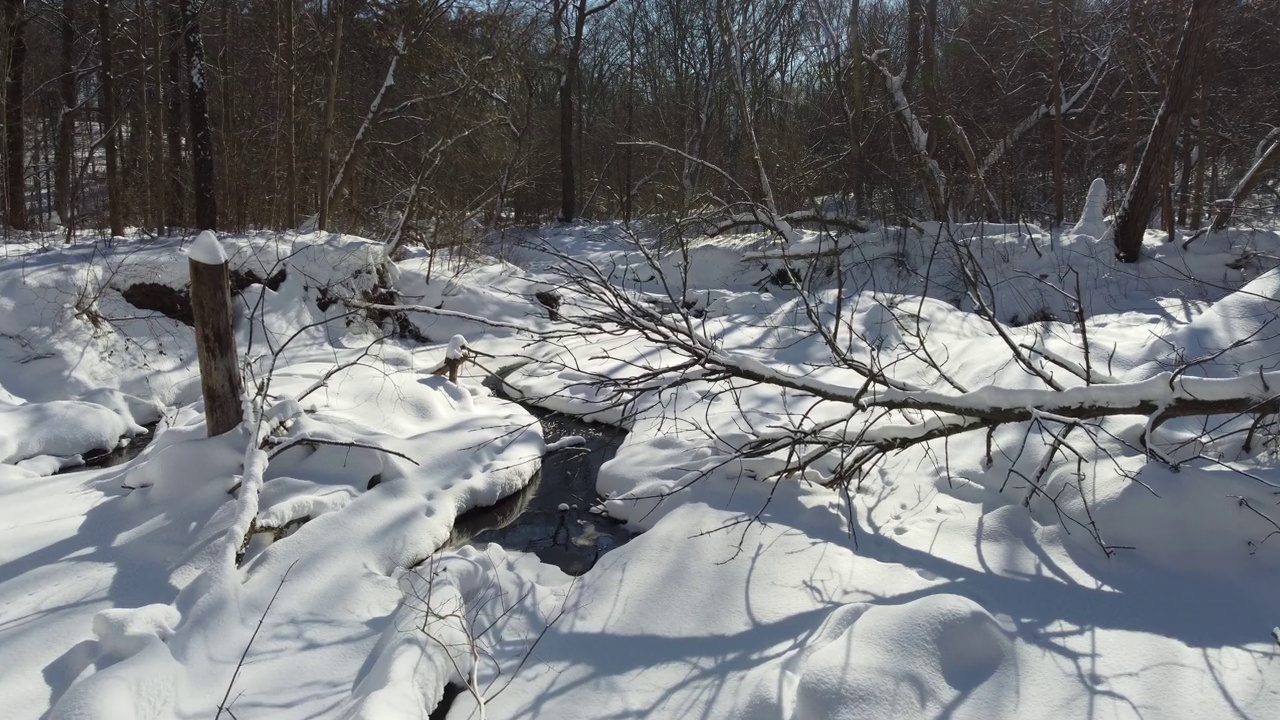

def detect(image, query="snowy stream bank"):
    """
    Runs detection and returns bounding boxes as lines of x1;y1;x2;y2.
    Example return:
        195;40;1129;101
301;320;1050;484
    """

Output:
5;223;1280;719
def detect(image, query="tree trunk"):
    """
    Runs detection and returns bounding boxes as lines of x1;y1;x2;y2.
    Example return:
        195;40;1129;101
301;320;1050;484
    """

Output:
558;2;580;222
284;0;296;228
216;0;235;229
848;0;862;208
946;115;999;222
1188;49;1214;230
1113;0;1221;263
622;22;635;224
868;50;947;221
1048;0;1065;225
903;0;920;97
188;233;243;436
165;0;184;228
1123;0;1140;184
325;28;405;214
1176;127;1193;226
5;0;28;230
150;4;165;233
56;0;76;225
99;0;124;236
318;0;344;231
182;0;217;230
132;0;154;231
1208;139;1280;231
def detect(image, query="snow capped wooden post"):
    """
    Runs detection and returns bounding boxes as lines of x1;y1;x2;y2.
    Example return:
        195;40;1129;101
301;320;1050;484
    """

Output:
444;334;467;383
188;231;243;435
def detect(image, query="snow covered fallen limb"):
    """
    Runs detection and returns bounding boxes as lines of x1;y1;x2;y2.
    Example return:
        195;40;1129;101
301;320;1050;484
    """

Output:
865;370;1280;429
709;354;1280;459
706;208;869;237
340;296;543;334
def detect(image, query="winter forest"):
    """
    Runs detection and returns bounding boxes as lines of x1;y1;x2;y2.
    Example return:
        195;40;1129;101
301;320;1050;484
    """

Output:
3;0;1280;717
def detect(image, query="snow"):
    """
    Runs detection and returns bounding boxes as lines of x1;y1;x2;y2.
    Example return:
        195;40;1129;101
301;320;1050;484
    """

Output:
186;230;228;265
446;333;468;360
1069;177;1108;237
544;435;585;452
0;390;157;464
2;218;1280;719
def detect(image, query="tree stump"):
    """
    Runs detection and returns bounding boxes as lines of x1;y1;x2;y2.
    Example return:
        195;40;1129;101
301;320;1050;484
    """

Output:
188;231;244;436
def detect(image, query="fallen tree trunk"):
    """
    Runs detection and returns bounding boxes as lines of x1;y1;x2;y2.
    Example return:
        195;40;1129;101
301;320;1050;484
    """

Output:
706;209;869;237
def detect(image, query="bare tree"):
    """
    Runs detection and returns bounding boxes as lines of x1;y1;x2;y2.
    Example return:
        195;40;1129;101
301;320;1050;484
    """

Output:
182;0;217;229
54;0;78;225
554;0;621;222
1113;0;1221;263
98;0;124;236
283;0;297;228
317;0;346;232
4;0;28;230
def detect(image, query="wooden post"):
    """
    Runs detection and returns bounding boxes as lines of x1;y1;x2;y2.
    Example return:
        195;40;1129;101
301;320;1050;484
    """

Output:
188;231;243;435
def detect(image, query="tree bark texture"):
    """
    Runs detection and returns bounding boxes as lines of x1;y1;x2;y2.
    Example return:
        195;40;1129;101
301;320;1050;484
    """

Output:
182;0;218;230
189;253;243;436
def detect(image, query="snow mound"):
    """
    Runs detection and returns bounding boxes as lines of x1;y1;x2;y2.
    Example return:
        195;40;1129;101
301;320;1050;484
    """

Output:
51;606;183;720
1089;463;1280;577
0;396;145;465
1156;267;1280;377
789;596;1014;720
186;231;228;265
1069;178;1108;238
92;605;181;660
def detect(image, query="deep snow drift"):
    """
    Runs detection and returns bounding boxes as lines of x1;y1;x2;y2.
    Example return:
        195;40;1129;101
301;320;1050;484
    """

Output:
2;216;1279;719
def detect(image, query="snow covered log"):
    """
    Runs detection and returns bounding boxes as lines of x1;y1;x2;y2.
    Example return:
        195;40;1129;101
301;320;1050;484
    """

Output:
705;209;869;238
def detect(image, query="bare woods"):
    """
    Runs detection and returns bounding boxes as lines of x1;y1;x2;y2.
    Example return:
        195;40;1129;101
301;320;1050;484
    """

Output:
1;0;1276;259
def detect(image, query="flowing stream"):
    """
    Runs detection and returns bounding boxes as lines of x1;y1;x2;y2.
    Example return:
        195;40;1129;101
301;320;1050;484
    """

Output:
449;382;634;576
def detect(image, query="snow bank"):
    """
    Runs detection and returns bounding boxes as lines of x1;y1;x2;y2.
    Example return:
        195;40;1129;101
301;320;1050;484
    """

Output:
0;389;158;465
788;596;1016;720
39;357;544;719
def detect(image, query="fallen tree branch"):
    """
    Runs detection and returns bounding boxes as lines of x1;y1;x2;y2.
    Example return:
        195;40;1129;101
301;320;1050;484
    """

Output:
339;296;541;334
707;209;869;237
266;436;420;465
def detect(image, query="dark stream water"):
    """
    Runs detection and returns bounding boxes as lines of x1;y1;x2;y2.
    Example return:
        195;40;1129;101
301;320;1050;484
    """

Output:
52;422;159;474
449;384;634;576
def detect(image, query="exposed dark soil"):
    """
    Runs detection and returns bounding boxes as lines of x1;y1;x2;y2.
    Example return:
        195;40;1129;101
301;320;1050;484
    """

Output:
121;283;194;326
121;267;286;326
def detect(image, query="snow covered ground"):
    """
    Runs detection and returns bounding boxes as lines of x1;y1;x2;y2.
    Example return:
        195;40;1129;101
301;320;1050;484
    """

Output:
2;214;1280;719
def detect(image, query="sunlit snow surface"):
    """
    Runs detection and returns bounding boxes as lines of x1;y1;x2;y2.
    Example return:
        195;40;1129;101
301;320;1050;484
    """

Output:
1;221;1279;719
